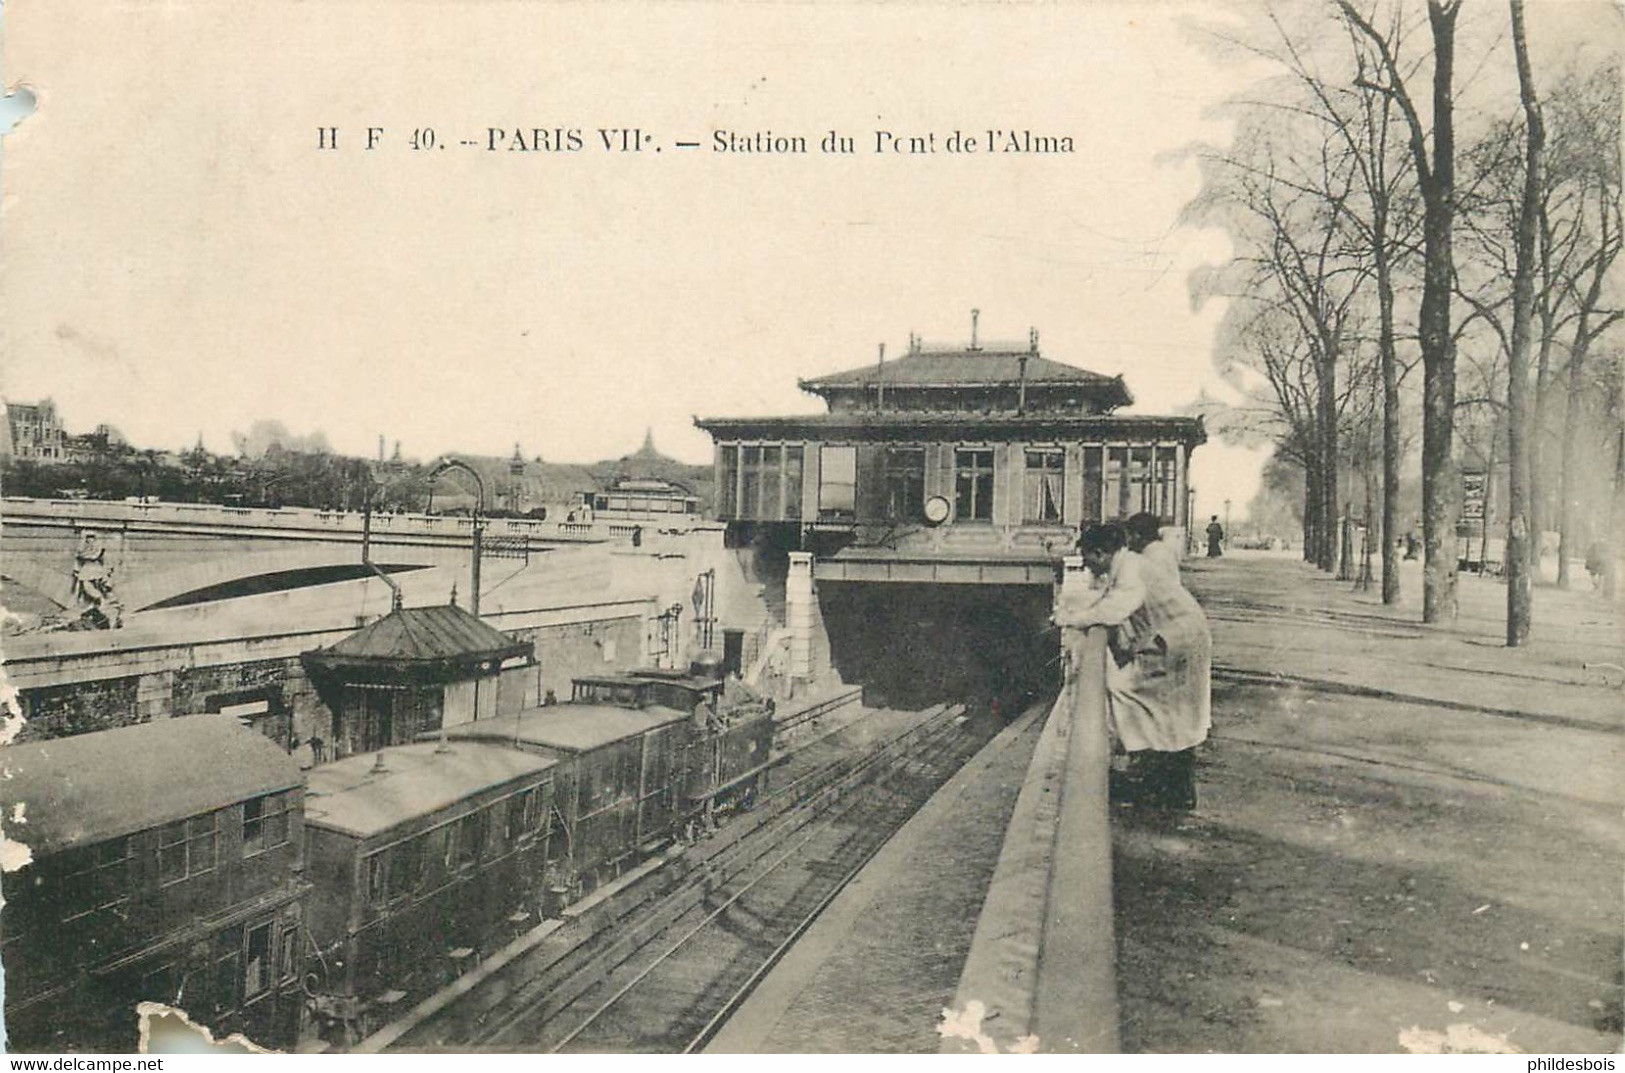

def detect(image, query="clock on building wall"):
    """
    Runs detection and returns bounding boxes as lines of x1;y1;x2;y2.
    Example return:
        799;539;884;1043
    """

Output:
923;495;951;526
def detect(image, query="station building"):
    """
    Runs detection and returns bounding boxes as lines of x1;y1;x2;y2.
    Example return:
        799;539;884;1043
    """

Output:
694;326;1205;707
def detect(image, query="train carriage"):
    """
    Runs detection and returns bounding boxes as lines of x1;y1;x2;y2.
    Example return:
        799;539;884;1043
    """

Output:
0;716;307;1052
301;742;557;1042
443;703;688;895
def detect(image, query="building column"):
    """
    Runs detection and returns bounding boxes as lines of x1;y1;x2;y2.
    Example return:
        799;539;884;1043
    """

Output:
785;551;814;681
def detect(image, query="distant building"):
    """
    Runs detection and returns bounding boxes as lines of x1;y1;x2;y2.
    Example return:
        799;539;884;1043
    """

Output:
581;429;705;518
63;423;129;464
5;398;68;462
582;476;702;519
0;717;308;1051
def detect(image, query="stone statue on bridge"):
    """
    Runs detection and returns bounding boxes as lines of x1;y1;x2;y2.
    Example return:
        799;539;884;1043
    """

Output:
69;531;124;629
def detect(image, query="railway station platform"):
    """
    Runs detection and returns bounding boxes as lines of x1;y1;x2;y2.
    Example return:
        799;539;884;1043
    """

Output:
706;694;1058;1053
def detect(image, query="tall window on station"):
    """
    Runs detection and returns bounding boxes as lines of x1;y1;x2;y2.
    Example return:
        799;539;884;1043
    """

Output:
819;445;857;520
1104;447;1128;518
954;448;995;522
718;446;739;518
883;447;926;521
762;446;784;518
1130;446;1154;514
1082;446;1103;523
740;446;765;519
1154;448;1179;522
1023;449;1065;523
783;446;804;520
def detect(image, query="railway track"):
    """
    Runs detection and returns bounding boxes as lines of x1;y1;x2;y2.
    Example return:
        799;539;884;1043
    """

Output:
385;700;994;1052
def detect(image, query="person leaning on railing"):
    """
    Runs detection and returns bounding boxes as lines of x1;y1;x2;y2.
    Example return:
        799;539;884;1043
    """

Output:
1052;520;1213;812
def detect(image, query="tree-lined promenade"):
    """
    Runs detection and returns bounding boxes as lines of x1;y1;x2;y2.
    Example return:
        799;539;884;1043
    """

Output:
1185;0;1622;642
1116;550;1622;1053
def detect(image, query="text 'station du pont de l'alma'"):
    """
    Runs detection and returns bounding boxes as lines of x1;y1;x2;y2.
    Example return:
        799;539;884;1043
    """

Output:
315;127;1077;156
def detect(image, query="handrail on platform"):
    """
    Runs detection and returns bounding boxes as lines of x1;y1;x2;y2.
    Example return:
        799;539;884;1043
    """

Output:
941;624;1118;1054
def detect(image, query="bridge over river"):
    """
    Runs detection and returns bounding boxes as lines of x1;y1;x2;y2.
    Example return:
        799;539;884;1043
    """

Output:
0;497;674;616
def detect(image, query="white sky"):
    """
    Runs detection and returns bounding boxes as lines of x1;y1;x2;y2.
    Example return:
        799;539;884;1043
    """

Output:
1;0;1615;522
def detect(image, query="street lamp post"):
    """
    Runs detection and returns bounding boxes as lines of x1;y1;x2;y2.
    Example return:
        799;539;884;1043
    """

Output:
428;458;486;616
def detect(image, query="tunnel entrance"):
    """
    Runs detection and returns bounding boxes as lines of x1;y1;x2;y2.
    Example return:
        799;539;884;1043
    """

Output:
818;581;1059;713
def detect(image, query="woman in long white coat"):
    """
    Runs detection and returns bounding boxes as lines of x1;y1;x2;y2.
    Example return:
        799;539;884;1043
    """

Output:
1054;520;1212;809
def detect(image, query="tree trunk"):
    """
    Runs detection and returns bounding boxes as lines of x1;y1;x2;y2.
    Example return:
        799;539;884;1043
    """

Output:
1337;504;1355;581
1376;218;1402;604
1359;467;1377;592
1419;0;1462;624
1504;0;1543;646
1303;460;1320;564
1318;344;1340;573
1529;203;1559;582
1608;421;1624;602
1557;335;1593;588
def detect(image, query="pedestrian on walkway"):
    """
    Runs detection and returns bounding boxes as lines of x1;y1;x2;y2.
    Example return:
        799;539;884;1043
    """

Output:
1054;522;1212;810
1205;515;1225;558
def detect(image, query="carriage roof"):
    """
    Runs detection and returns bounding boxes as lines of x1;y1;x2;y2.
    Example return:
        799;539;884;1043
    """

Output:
444;703;688;755
304;741;556;839
0;715;301;857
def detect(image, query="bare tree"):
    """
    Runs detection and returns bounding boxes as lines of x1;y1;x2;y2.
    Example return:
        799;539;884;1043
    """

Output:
1259;6;1420;603
1338;0;1464;623
1186;120;1374;572
1501;0;1543;645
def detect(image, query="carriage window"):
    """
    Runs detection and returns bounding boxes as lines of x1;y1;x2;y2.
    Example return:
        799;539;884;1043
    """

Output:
1024;449;1065;523
507;788;545;843
955;449;995;522
388;838;424;899
365;854;388;909
214;926;243;1011
242;792;290;855
280;925;299;983
244;923;272;999
819;445;857;518
158;813;218;884
61;838;131;933
456;809;487;869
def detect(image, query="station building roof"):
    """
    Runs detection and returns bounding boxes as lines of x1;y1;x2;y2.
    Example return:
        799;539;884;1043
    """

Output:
798;347;1132;405
303;741;556;840
694;411;1206;444
302;603;532;685
444;704;687;755
0;716;301;858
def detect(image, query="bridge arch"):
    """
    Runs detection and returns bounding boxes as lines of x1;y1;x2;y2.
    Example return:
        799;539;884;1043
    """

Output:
122;544;438;611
